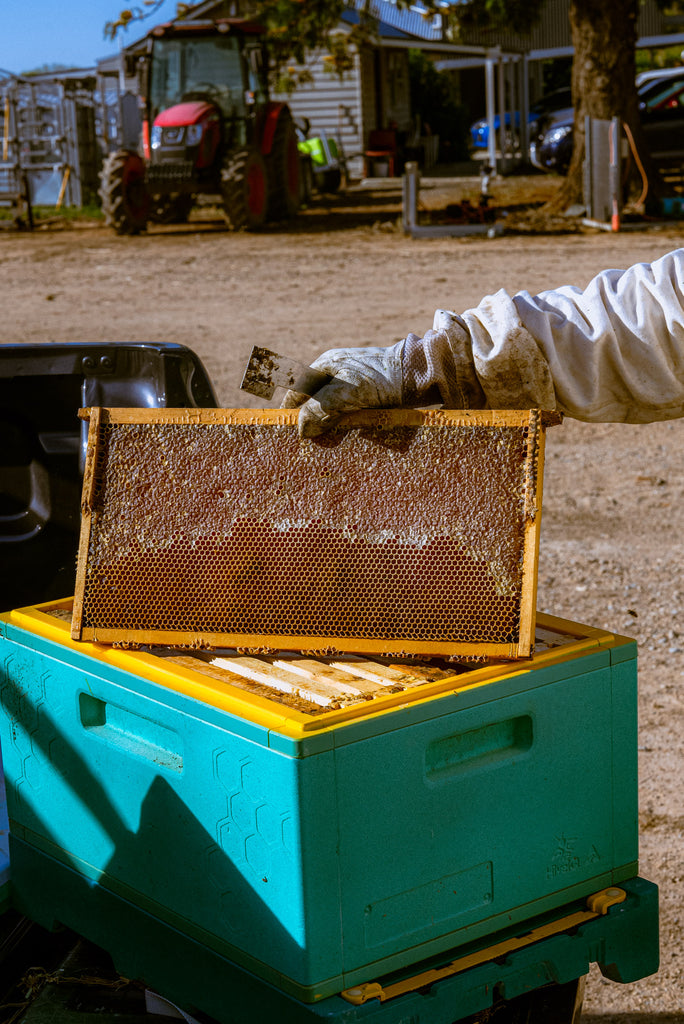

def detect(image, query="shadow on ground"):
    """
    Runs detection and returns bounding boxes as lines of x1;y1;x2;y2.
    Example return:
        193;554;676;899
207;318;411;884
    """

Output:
582;1016;684;1023
145;179;561;238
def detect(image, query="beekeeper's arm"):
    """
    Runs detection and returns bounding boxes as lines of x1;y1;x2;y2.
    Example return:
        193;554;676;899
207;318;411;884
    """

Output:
286;249;684;436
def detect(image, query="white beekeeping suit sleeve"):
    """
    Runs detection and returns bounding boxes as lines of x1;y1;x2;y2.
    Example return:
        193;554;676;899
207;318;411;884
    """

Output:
461;248;684;422
286;249;684;436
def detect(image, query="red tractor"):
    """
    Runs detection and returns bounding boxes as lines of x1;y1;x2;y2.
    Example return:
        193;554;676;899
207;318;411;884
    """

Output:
99;18;300;234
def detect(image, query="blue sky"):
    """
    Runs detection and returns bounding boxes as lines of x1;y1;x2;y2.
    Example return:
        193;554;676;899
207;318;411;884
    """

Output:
0;0;180;74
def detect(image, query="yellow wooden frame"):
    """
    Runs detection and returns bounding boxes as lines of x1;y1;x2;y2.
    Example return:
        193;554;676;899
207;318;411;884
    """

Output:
4;600;624;739
71;407;559;659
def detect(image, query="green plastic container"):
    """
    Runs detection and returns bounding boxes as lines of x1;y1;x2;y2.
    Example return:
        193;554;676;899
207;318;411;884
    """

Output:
0;601;643;1004
298;134;339;169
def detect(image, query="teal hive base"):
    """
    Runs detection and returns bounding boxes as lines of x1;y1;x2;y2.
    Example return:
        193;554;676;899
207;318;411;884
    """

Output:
0;604;658;1009
0;755;8;912
8;839;659;1024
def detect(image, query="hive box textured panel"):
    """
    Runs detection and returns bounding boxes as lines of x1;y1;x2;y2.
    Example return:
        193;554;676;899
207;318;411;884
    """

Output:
0;756;8;908
1;601;639;1002
72;407;556;658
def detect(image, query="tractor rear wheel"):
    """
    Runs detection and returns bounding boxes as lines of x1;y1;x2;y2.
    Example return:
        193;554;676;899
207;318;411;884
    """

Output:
99;150;150;235
266;110;300;222
221;148;268;231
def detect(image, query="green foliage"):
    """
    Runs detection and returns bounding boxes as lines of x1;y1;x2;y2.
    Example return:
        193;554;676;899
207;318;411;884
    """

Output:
653;1;684;14
635;45;684;74
273;65;315;95
257;0;347;66
105;0;422;79
408;50;470;162
105;0;554;97
104;1;173;41
541;56;572;94
451;0;548;35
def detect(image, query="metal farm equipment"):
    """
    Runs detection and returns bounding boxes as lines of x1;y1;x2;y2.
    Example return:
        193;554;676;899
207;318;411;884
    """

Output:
0;71;101;225
99;18;300;234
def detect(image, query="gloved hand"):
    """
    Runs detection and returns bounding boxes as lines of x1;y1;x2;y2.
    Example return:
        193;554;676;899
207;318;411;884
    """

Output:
281;343;404;437
283;310;486;437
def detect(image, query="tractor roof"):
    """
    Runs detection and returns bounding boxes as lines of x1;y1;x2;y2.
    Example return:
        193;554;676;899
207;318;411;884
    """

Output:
147;18;264;39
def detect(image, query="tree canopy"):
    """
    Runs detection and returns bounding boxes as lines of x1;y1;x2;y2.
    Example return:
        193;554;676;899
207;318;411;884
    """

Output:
106;0;368;80
448;0;547;34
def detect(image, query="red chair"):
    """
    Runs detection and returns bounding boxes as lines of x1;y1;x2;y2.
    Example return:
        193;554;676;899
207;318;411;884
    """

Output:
364;129;398;177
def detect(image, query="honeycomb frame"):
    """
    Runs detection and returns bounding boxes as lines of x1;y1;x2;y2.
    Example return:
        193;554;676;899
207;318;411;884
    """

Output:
71;407;558;658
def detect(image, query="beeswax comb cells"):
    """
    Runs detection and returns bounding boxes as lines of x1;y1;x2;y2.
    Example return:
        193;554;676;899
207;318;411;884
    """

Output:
72;407;557;659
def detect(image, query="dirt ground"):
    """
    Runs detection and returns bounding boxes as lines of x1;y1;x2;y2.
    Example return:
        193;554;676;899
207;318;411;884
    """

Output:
2;175;684;1021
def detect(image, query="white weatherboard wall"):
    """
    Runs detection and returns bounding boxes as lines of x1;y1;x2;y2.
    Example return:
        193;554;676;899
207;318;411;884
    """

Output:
274;44;412;179
274;49;365;178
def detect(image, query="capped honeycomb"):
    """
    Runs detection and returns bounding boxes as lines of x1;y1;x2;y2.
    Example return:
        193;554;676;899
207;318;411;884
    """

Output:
72;408;557;658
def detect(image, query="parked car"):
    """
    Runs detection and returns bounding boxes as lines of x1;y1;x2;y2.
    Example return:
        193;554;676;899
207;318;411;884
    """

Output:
530;71;684;175
636;64;684;90
469;88;571;150
637;70;684;106
529;107;574;173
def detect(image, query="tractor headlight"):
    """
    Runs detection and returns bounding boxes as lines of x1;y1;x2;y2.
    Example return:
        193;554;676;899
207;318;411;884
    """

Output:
151;124;162;150
185;123;203;146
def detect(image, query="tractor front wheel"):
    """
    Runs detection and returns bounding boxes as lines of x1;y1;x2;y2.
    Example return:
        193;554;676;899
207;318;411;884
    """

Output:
221;148;268;231
99;150;150;235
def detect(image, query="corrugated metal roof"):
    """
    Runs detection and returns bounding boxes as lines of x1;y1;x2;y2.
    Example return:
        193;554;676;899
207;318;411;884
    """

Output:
187;0;445;41
342;7;417;38
360;1;444;41
454;0;565;50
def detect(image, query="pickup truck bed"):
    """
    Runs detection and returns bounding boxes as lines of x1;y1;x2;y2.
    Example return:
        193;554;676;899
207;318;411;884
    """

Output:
0;342;217;611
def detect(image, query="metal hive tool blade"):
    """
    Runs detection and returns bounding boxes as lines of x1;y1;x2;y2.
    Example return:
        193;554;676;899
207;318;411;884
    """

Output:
240;346;335;399
72;407;559;659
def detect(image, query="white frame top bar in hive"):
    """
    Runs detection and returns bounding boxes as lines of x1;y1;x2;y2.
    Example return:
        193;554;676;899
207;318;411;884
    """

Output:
72;407;558;659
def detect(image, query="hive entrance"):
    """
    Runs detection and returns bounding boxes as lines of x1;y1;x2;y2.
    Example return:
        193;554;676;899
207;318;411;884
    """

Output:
72;408;556;658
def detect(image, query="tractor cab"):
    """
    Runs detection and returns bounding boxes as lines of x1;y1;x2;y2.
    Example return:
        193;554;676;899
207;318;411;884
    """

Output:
99;19;299;235
143;21;268;168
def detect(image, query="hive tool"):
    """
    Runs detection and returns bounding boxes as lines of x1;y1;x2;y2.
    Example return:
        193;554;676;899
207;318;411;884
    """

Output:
240;345;341;400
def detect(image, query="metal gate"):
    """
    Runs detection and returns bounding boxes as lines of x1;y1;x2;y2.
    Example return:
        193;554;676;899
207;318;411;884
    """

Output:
0;72;103;209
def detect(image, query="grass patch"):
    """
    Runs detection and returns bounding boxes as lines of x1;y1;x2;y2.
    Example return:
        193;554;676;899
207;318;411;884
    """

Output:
0;203;104;224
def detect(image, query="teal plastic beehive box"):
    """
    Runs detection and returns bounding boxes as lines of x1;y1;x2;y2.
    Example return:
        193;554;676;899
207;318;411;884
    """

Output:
0;755;8;910
0;601;638;1002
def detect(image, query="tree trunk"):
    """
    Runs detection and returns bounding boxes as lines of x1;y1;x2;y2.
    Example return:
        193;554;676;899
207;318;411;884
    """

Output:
546;0;657;213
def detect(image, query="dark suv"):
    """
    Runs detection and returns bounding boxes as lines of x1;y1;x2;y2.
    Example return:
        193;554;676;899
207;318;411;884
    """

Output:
530;72;684;175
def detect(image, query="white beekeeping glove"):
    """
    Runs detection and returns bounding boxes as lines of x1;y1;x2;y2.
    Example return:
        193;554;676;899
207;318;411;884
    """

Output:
283;311;486;437
281;343;404;437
